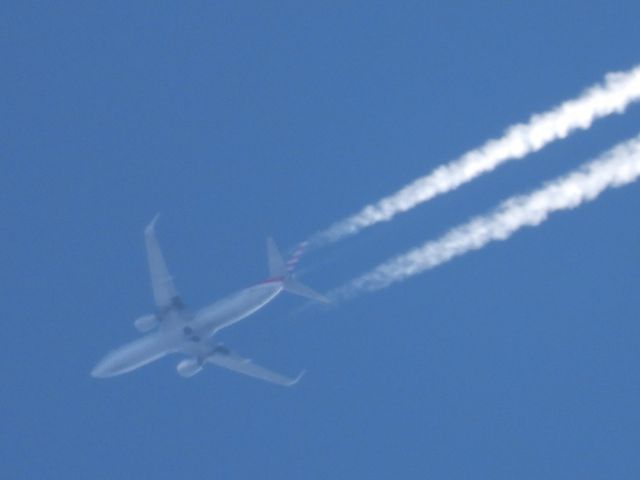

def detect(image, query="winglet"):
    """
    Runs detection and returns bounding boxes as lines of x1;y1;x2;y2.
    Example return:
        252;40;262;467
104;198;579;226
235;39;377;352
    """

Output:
287;370;306;386
146;213;161;234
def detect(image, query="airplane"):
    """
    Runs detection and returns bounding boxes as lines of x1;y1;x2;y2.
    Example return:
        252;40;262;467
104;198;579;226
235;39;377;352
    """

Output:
91;215;328;386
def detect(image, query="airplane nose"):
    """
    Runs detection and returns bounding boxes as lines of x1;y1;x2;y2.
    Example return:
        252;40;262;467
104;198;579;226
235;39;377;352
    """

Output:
91;361;110;378
91;357;118;378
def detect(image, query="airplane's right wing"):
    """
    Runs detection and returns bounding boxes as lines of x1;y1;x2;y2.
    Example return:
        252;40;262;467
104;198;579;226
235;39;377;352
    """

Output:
207;347;304;386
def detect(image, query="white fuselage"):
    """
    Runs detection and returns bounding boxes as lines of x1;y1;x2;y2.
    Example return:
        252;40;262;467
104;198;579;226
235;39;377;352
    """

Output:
192;281;283;334
91;281;283;377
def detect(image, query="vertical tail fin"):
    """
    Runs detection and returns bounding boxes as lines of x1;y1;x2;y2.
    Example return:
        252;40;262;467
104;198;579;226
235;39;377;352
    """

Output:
267;237;287;277
266;238;330;304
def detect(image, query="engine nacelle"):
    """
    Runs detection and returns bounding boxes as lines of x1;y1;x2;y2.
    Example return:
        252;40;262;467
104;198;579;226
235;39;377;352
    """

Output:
177;358;204;378
133;314;159;333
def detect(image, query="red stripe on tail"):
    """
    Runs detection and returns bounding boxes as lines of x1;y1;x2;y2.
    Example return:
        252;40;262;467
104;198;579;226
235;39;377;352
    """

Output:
285;241;308;273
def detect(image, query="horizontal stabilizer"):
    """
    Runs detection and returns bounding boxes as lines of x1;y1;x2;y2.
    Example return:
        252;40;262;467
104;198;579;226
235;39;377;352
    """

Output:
284;277;330;304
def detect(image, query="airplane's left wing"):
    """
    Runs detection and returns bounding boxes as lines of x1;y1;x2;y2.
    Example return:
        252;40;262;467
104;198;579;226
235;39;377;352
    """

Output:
207;347;304;386
145;215;182;312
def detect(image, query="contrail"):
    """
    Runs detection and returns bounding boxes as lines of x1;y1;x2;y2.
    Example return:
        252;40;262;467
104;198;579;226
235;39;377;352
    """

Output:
329;133;640;301
310;66;640;248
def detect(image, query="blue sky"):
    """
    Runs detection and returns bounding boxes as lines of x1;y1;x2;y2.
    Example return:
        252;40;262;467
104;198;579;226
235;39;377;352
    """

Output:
3;2;640;478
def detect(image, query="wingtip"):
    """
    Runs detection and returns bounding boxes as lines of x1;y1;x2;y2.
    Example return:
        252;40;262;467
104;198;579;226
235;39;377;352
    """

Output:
145;213;161;233
288;369;306;386
266;236;277;250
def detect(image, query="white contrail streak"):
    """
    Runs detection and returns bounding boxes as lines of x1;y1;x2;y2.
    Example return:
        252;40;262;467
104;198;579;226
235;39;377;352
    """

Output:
310;65;640;248
330;134;640;301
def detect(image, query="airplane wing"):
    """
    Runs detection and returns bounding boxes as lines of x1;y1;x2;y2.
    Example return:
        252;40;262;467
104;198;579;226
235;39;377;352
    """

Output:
207;346;304;386
145;215;183;313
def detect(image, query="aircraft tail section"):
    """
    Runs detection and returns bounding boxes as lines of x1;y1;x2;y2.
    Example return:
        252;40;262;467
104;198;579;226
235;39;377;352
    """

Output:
284;276;329;303
267;237;288;277
266;237;329;303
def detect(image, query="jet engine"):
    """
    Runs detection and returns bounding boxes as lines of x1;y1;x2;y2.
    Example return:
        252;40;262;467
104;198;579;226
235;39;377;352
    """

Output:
133;314;159;333
177;358;204;378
